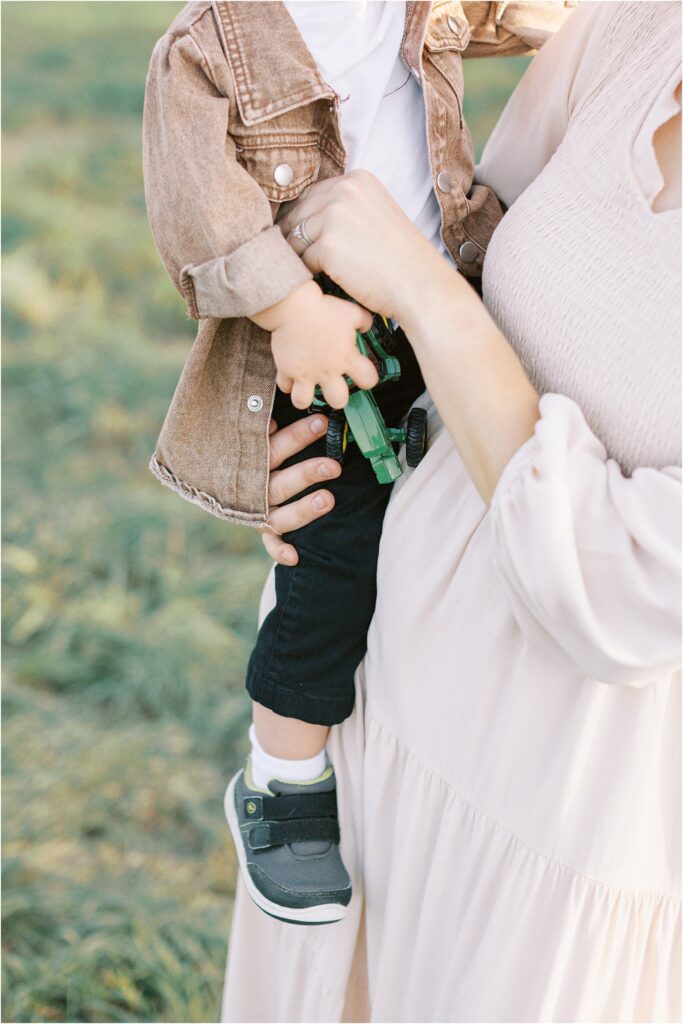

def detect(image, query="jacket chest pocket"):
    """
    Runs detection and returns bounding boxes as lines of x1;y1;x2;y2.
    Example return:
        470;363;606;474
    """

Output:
235;138;321;203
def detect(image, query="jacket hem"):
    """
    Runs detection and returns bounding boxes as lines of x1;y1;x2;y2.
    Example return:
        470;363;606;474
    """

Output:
149;454;268;527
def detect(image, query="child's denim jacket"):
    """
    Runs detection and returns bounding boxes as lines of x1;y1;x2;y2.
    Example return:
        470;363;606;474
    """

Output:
143;0;574;526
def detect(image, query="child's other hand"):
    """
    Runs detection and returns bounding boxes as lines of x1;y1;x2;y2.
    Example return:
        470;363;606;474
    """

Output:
252;281;377;410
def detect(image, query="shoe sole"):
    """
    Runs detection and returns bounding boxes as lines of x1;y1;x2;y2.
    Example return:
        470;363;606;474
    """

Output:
224;774;349;926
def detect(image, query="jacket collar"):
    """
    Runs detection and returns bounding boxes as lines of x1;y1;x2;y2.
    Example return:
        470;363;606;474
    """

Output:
211;1;335;126
212;1;435;127
401;1;432;74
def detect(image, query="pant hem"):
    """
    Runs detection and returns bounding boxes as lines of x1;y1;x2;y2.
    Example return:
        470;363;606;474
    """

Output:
246;670;355;727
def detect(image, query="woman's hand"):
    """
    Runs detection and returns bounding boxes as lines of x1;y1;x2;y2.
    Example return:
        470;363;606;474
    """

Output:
261;415;341;565
280;170;540;503
279;171;442;322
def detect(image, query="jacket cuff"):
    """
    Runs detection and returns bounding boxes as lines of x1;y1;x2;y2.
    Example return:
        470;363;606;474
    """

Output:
498;1;578;51
180;225;313;320
463;1;577;56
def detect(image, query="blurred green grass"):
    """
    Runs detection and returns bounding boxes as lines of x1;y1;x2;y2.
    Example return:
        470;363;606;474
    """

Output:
1;4;528;1021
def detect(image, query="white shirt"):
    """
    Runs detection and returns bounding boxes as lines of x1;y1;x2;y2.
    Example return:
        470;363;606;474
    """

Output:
283;0;447;256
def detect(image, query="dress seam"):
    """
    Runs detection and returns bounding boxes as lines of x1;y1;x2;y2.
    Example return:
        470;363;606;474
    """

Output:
366;705;681;905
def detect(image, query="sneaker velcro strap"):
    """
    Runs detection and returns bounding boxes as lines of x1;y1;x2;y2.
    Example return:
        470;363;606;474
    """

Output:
243;791;337;822
247;817;340;850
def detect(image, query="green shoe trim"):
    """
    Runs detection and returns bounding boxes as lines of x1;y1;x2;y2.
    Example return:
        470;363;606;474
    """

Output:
244;757;271;794
245;759;334;791
277;765;334;787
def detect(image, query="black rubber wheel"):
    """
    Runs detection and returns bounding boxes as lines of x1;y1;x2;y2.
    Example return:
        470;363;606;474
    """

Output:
326;409;348;463
406;407;427;468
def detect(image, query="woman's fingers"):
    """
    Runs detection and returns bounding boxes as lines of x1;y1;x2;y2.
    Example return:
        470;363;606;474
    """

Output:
268;414;328;469
286;210;324;257
299;239;326;277
279;181;340;237
282;169;427;321
267;487;337;538
263;415;340;564
261;528;299;566
268;456;341;506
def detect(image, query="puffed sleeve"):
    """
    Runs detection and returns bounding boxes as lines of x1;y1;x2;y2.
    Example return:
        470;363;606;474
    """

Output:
489;395;682;686
476;2;616;209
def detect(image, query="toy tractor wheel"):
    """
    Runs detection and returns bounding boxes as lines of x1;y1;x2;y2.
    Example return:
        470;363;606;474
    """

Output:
326;409;348;463
406;407;427;468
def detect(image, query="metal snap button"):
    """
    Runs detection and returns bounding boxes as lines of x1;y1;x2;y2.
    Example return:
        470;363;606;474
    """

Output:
247;395;264;412
273;163;294;187
459;240;480;263
436;171;452;194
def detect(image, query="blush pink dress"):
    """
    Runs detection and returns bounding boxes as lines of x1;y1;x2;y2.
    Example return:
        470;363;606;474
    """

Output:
223;4;681;1020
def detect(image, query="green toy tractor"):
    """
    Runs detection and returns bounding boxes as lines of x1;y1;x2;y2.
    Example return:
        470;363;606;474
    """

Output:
311;275;428;484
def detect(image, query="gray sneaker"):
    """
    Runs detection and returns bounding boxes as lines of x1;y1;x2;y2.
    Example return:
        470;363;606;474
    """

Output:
225;759;352;925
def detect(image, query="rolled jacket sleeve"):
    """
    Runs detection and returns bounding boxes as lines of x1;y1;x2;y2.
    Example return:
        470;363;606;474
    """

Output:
462;1;578;57
490;395;682;686
142;28;311;320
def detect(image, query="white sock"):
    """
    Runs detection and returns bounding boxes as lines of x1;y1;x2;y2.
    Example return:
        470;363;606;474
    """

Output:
248;723;327;790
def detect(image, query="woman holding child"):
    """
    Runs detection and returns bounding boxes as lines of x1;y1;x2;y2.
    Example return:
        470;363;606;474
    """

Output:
223;2;681;1021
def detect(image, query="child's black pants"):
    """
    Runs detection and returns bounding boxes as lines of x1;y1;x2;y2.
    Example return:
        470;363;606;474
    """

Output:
246;328;425;725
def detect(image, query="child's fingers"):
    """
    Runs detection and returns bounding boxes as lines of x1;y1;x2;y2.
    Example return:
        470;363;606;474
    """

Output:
347;352;379;391
290;380;315;410
322;376;350;409
351;304;374;333
276;371;294;394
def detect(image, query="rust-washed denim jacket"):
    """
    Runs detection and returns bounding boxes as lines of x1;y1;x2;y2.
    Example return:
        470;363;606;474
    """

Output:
143;0;573;526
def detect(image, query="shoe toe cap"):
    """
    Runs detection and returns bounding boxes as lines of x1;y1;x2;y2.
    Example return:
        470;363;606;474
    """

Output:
247;859;352;910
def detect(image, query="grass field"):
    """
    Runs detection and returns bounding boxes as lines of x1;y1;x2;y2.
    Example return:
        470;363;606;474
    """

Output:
2;5;528;1020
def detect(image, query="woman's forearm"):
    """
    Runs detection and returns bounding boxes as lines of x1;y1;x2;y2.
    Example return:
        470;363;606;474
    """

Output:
398;257;540;503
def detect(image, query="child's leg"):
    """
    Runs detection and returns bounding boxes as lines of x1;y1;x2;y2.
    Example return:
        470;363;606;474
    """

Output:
245;413;390;724
246;327;424;726
252;702;329;759
226;328;424;924
250;703;329;789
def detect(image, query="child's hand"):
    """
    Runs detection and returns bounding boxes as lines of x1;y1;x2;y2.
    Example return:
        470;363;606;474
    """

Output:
252;281;378;409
